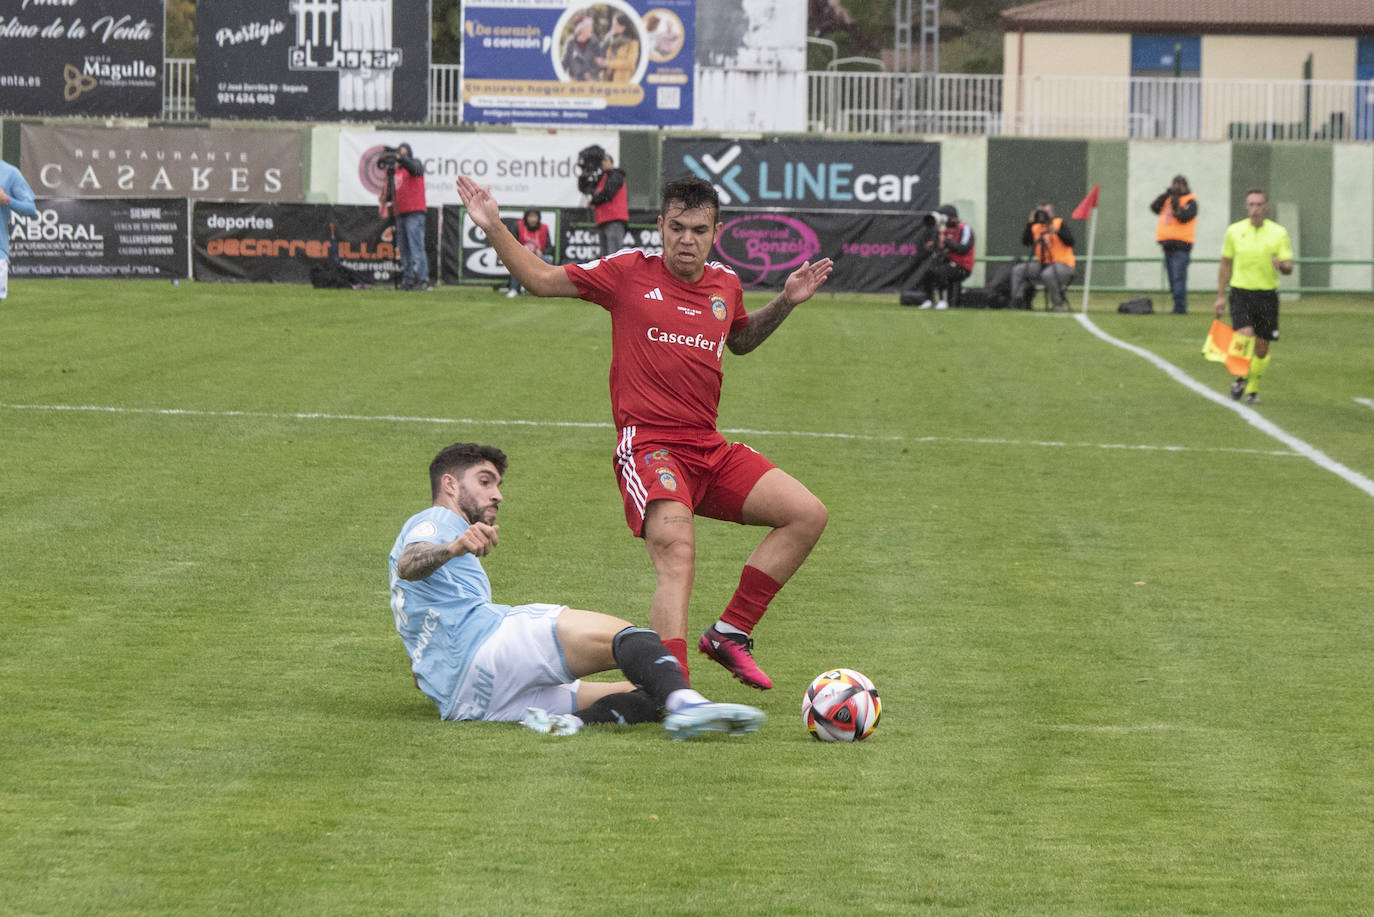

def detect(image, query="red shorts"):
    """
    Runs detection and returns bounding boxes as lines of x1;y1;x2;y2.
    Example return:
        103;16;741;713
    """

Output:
613;426;776;536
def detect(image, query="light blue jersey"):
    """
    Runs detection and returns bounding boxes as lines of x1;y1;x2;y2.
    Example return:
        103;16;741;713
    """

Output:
388;506;505;718
1;159;38;261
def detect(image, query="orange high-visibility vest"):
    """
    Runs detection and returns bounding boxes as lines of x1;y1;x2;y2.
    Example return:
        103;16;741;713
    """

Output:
1032;218;1075;268
1156;193;1197;244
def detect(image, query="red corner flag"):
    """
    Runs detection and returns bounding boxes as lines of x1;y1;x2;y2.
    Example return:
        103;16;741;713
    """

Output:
1071;184;1100;219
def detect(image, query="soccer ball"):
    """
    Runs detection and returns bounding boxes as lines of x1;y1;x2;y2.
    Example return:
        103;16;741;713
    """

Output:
802;668;881;742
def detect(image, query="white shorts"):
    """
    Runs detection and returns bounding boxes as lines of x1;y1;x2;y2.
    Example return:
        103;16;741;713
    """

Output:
445;603;581;721
0;257;8;300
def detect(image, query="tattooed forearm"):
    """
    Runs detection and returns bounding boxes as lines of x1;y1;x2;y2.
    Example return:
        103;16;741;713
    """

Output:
727;296;794;354
397;541;456;580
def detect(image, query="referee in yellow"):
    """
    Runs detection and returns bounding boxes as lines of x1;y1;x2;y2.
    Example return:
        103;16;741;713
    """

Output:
1214;188;1294;405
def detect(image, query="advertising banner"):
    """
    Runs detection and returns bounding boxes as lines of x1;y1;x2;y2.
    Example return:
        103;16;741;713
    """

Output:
440;206;663;286
9;198;188;279
0;0;163;118
194;202;436;286
338;129;619;208
712;210;923;293
440;206;562;287
20;125;304;202
196;0;431;122
662;138;940;214
461;0;693;127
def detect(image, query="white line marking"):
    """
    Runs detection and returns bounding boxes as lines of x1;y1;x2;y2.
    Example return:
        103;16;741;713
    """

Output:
1356;397;1374;412
0;402;1298;459
1075;313;1374;499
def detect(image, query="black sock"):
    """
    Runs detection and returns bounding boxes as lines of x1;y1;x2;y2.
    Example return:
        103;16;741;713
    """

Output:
611;626;688;706
575;689;661;725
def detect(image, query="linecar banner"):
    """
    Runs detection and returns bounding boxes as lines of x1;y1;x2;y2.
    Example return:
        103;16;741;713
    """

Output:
20;125;304;202
0;0;163;117
196;0;431;122
9;198;188;278
662;137;939;214
194;202;437;285
462;0;693;127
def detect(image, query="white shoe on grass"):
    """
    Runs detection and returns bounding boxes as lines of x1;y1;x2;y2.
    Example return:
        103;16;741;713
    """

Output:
520;707;581;736
664;702;765;740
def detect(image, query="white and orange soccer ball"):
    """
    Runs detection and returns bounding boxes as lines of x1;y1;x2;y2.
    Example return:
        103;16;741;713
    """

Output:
802;668;881;742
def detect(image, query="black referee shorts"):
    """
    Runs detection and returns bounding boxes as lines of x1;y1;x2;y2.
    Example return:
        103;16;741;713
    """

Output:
1228;287;1280;341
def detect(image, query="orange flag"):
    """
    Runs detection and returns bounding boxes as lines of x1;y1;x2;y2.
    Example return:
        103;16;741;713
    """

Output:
1202;319;1252;376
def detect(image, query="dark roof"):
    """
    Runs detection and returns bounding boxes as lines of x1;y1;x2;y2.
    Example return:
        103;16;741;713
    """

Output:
1000;0;1374;35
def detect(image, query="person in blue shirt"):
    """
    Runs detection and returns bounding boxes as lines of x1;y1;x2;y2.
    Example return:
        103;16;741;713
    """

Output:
389;442;766;739
0;157;38;302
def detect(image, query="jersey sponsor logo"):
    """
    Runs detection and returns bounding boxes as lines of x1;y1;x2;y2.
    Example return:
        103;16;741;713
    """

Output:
410;520;438;539
710;295;727;320
644;448;671;465
411;607;440;663
645;325;725;359
655;467;679;491
644;287;664;300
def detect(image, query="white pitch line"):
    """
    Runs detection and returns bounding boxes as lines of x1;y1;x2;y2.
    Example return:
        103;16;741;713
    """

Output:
0;402;1298;459
1356;397;1374;412
1074;313;1374;500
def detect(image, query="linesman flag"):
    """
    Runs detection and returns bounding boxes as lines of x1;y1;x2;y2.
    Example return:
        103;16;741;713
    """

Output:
1202;319;1253;376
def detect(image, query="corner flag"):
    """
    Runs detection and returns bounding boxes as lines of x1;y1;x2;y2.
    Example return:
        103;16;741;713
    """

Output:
1071;185;1100;219
1072;184;1101;312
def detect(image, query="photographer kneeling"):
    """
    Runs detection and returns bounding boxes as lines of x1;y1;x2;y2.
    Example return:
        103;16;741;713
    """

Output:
902;204;975;309
377;142;430;291
1010;202;1075;311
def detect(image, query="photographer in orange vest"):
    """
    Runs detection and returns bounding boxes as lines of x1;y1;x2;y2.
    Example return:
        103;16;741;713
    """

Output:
1151;175;1198;315
1010;201;1076;311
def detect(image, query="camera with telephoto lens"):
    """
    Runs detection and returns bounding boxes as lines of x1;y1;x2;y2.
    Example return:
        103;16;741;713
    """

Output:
376;145;402;172
921;210;949;230
1033;208;1052;224
576;144;606;195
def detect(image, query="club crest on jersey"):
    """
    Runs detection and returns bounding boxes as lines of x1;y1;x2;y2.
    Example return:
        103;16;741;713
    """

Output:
710;296;728;321
644;449;671;465
655;467;679;491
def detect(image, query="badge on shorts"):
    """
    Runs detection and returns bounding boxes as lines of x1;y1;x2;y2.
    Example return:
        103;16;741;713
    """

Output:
710;296;727;321
655;466;678;491
645;448;671;465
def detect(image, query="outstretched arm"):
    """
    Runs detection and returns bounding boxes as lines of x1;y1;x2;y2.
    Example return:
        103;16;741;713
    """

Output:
455;176;578;298
396;523;501;581
727;257;834;355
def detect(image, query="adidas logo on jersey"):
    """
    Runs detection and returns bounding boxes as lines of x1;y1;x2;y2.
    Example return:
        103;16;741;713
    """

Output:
643;287;664;300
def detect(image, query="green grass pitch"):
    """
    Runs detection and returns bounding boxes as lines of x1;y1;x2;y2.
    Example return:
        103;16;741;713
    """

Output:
2;279;1373;915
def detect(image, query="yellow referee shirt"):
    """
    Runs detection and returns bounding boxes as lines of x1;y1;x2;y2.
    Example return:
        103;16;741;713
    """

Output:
1221;218;1293;291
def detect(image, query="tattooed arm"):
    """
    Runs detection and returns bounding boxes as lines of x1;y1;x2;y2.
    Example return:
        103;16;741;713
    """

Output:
395;523;501;580
726;258;834;355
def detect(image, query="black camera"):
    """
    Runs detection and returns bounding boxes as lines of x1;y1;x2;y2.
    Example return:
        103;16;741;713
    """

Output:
576;144;605;195
376;145;402;172
1033;208;1051;224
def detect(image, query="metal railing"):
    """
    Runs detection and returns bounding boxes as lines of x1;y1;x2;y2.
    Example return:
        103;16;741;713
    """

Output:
152;60;1374;142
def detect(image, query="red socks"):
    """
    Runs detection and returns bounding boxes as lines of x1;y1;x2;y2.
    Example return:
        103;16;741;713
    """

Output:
662;637;690;684
720;564;784;633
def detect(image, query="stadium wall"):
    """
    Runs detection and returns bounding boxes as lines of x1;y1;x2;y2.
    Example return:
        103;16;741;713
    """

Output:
6;119;1373;293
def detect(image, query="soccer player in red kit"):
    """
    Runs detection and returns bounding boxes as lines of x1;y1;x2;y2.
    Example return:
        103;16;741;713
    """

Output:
455;174;833;689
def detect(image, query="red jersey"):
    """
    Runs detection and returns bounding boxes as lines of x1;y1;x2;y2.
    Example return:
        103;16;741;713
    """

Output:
393;169;427;215
564;249;748;432
517;220;550;253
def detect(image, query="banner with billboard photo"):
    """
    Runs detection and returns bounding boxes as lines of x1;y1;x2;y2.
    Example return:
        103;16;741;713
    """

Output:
193;202;436;286
662;137;940;214
337;130;619;209
9;198;188;279
196;0;430;122
462;0;693;127
0;0;163;117
20;125;304;202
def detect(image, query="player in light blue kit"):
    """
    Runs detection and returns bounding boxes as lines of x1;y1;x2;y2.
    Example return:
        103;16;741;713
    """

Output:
388;442;766;738
0;157;38;302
